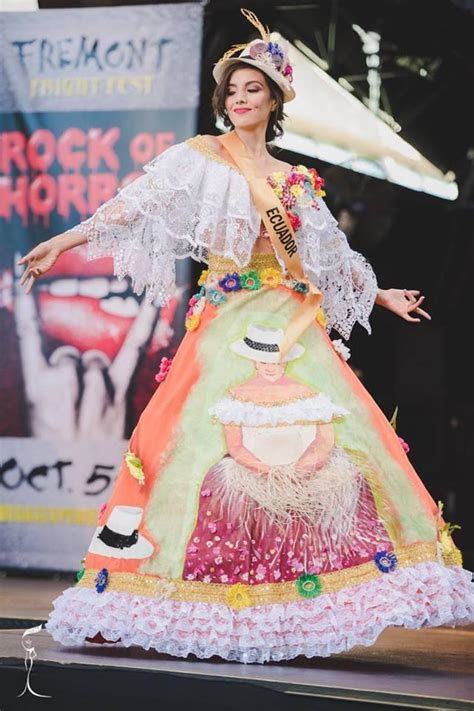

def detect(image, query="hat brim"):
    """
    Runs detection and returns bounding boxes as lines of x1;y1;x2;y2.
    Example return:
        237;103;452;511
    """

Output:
87;526;154;559
230;340;304;363
213;58;295;103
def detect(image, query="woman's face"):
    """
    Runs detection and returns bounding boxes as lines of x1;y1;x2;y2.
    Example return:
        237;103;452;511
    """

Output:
224;66;275;131
254;360;286;381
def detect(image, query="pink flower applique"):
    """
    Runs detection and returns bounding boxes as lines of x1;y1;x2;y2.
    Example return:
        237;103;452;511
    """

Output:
201;488;212;497
255;564;266;581
215;555;223;565
398;436;410;453
155;356;173;384
273;569;282;580
208;522;217;534
220;574;229;583
187;543;198;554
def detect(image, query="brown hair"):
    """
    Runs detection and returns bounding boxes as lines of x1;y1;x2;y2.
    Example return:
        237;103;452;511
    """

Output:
212;61;286;143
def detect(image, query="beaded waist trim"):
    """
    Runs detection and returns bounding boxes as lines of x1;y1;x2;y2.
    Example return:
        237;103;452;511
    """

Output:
78;541;446;609
208;252;281;273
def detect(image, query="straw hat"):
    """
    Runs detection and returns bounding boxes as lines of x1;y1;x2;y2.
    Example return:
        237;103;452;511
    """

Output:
213;8;295;103
230;325;304;364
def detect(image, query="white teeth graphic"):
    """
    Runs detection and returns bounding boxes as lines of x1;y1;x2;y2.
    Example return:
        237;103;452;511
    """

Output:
109;278;129;294
49;279;79;297
78;278;110;298
99;296;140;317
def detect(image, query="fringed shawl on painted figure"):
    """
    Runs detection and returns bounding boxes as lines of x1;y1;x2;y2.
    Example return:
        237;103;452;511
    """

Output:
46;135;474;663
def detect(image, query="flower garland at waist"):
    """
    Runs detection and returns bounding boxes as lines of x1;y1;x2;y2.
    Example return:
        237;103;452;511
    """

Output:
185;266;327;332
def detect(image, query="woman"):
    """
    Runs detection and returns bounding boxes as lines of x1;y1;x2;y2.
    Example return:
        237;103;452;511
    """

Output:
19;9;474;663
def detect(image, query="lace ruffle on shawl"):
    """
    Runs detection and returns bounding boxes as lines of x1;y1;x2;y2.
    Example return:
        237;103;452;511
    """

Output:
294;198;378;339
72;137;377;337
74;141;261;305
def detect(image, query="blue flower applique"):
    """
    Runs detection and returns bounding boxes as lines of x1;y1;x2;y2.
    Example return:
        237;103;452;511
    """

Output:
95;567;109;593
374;550;398;573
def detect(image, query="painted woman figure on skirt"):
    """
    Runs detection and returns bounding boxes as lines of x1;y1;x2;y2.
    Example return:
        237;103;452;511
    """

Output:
19;9;474;663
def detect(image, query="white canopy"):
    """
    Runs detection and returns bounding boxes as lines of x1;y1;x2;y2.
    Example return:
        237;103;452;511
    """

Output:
278;40;458;200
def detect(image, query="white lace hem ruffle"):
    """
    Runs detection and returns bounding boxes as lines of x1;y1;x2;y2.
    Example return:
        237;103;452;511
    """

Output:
46;560;474;664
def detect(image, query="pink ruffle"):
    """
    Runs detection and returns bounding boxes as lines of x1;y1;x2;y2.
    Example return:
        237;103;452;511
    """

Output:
46;560;474;664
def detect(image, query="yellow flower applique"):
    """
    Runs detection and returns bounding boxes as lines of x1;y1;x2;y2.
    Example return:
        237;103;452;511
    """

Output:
226;583;252;609
197;269;209;287
260;267;282;288
185;314;201;331
290;184;305;198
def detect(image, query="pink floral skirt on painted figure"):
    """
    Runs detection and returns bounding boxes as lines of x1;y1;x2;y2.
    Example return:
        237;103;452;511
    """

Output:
46;251;474;663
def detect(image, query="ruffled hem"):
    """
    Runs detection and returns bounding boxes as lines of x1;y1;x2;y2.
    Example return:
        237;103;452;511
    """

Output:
46;560;474;664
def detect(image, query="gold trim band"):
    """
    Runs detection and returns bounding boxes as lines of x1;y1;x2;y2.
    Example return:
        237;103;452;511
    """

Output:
77;541;441;607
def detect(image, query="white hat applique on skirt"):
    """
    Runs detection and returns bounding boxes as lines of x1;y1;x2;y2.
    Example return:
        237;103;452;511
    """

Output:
230;324;305;364
88;505;154;559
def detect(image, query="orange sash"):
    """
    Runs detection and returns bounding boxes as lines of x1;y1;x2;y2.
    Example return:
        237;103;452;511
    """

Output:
218;131;323;361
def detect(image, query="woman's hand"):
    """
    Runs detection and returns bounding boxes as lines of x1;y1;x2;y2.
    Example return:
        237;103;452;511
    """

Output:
17;240;62;293
376;288;431;323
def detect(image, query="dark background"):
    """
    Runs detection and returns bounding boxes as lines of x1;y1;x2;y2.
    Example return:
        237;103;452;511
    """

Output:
37;0;474;565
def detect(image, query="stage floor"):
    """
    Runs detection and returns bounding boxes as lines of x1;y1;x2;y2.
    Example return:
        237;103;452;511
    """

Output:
1;575;473;710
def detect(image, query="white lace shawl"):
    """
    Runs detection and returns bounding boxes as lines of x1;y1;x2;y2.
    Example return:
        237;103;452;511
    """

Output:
72;137;377;338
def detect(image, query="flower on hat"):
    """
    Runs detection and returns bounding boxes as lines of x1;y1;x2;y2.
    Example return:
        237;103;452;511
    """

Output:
283;63;293;82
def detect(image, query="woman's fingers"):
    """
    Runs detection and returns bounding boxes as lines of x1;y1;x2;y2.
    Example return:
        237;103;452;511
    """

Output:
402;312;421;323
415;306;431;320
19;267;32;287
19;264;42;288
403;289;420;304
25;273;39;294
408;295;425;311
